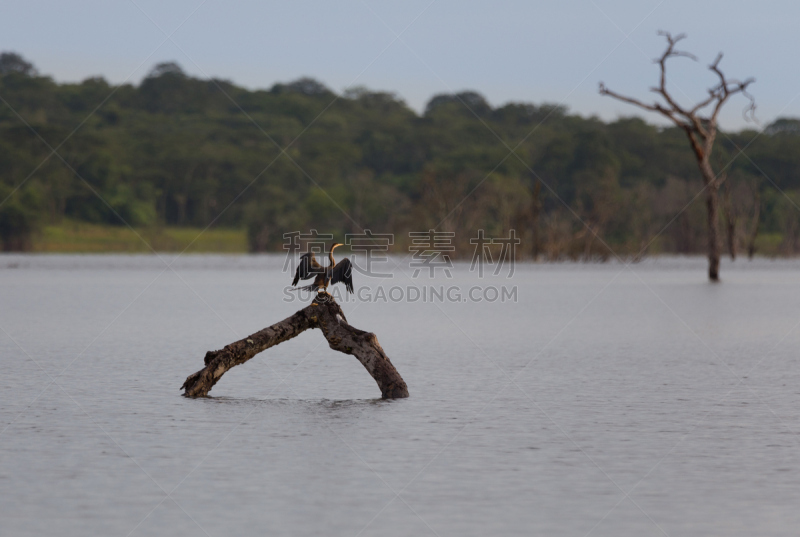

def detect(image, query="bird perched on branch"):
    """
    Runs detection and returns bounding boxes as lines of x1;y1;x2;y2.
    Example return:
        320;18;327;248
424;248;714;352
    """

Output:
292;243;354;294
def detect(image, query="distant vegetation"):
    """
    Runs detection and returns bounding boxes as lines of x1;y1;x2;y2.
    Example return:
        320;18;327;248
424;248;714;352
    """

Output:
1;51;800;258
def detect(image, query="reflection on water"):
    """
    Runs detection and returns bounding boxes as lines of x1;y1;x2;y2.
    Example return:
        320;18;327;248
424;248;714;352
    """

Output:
1;254;800;536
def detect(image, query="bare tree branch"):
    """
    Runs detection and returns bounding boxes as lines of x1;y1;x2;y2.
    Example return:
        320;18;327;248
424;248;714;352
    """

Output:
708;52;757;123
598;83;688;129
652;31;696;120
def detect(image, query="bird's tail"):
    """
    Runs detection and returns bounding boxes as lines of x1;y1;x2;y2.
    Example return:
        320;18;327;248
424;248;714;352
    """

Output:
292;283;320;292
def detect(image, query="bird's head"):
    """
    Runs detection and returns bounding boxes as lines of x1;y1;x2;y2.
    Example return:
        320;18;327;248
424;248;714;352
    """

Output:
330;243;344;252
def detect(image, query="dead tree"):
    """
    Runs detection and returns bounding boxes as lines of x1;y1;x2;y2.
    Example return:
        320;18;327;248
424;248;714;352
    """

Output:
530;181;542;261
744;178;761;259
722;177;738;260
600;32;755;281
181;294;409;399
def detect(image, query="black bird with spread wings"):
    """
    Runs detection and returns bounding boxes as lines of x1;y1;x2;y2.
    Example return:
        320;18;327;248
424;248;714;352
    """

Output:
291;243;354;294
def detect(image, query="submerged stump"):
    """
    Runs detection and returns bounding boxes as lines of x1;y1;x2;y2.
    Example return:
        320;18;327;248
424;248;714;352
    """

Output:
181;293;409;399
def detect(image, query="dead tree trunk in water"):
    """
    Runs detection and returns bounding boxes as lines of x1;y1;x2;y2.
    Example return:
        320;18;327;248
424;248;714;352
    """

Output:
181;294;409;399
600;31;755;281
531;181;542;261
722;179;738;260
746;182;761;259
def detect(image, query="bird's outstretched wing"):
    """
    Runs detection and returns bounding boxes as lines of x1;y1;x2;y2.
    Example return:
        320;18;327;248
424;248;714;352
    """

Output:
330;257;354;294
292;253;323;286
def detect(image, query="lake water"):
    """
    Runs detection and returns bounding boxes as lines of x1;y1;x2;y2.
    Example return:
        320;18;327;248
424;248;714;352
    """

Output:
1;254;799;537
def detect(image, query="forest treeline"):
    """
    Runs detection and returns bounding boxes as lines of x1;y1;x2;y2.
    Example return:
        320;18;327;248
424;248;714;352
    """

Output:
2;51;800;258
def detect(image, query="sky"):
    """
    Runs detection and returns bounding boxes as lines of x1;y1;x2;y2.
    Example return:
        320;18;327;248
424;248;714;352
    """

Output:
3;0;799;130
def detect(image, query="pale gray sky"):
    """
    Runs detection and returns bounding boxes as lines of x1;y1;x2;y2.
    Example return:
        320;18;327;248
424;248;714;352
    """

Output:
3;0;798;130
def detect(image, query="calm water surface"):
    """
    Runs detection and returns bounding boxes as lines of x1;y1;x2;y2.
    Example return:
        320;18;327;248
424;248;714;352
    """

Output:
1;254;799;536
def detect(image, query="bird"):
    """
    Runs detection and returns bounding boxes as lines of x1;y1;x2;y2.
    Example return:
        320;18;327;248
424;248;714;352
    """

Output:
291;243;354;294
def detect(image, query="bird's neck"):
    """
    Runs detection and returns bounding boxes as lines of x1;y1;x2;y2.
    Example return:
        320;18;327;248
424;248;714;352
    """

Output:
328;250;335;266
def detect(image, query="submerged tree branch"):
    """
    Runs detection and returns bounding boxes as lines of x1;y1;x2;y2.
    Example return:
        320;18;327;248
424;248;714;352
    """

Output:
181;294;409;399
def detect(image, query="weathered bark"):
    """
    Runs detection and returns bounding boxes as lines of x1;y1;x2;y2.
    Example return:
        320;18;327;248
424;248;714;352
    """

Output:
531;181;541;261
181;294;409;399
705;183;721;281
747;184;761;259
722;181;738;260
725;215;736;260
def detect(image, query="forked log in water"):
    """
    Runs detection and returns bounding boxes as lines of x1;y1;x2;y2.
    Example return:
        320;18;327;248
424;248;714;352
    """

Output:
181;293;409;399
